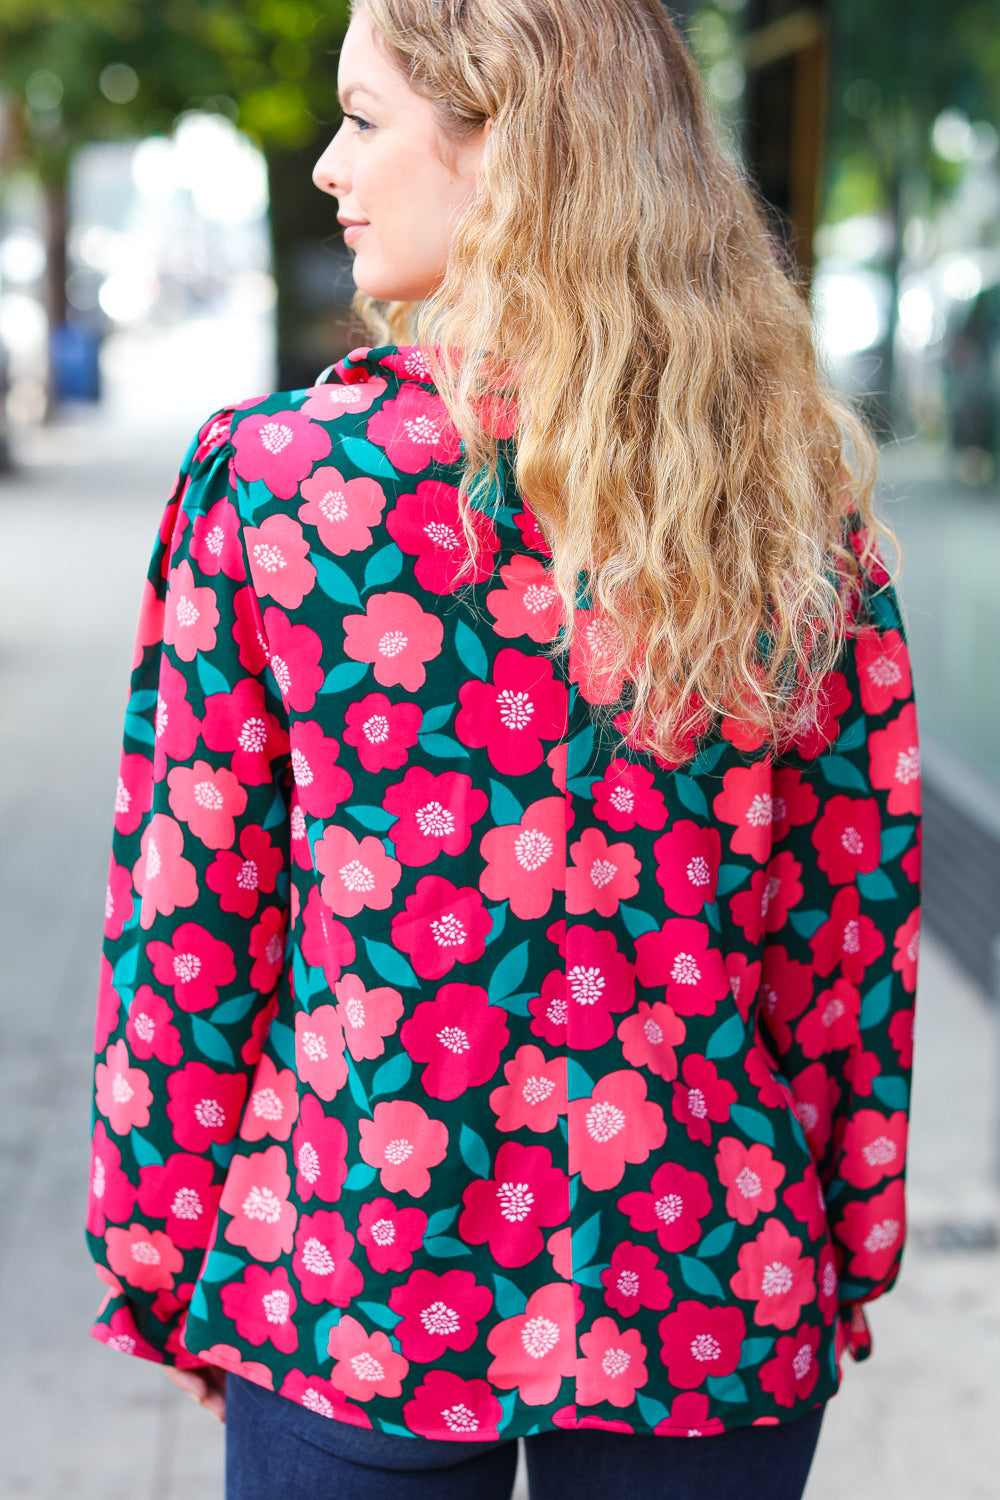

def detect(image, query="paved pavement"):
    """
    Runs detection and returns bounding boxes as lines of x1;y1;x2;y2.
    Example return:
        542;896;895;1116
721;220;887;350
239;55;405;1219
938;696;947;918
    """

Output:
0;322;997;1498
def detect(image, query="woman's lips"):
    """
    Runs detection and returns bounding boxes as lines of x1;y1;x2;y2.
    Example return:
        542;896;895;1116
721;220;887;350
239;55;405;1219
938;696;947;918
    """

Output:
343;223;368;246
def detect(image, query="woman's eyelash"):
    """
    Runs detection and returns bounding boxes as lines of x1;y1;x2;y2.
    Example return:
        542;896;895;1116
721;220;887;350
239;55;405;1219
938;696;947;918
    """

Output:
343;112;372;132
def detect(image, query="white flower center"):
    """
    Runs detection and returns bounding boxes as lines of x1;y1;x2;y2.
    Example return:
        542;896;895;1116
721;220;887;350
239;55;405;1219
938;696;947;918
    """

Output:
655;1193;684;1224
344;998;366;1029
131;1238;161;1266
687;1087;708;1120
145;838;162;881
301;1237;336;1275
869;658;902;687
569;965;605;1006
370;1217;395;1247
239;717;268;752
301;1030;328;1064
404;414;441;446
424;520;459;549
671;952;701;985
523;583;556;614
252;1087;284;1122
378;630;408;659
320;490;349;523
175;595;199;629
173;951;201;984
822;997;846;1027
895;746;920;784
840;826;865;856
339;859;375;893
253;543;286;575
133;1012;155;1043
171;1187;202;1221
415;801;455;838
735;1167;762;1199
643;1017;664;1046
291;749;314;787
237;859;259;891
263;1288;291;1323
194;1097;226;1129
242;1185;283;1223
112;1073;134;1104
496;689;535;731
259;421;294;455
690;1333;721;1363
586;1100;626;1143
602;1347;631;1379
497;1180;535;1222
745;792;773;827
350;1352;386;1383
842;919;861;955
610;786;634;814
384;1138;413;1166
302;1389;335;1418
515;827;554;872
522;1074;555;1106
617;1269;640;1298
864;1217;901;1253
590;857;617;889
436;1025;469;1054
521;1316;560;1359
363;713;390;744
205;523;225;556
114;777;131;814
92;1158;106;1198
792;1345;814;1381
431;912;467;947
297;1141;320;1184
421;1300;460;1336
761;1261;793;1296
687;855;711;887
442;1403;479;1434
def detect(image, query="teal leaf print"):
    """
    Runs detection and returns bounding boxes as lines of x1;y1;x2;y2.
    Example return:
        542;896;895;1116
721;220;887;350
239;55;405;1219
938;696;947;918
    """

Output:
880;824;916;862
424;1236;472;1258
690;739;729;776
424;1206;459;1237
313;555;362;606
190;1018;236;1068
370;1051;413;1098
343;1162;378;1192
357;1302;403;1330
129;1130;163;1169
337;435;400;479
738;1336;776;1368
619;903;661;940
454;619;489;681
672;773;710;820
123;711;155;746
211;1140;237;1170
497;1390;519;1434
378;1422;415;1437
196;653;231;698
566;1058;595;1101
706;1373;749;1404
268;1021;297;1071
113;945;139;989
263;790;286;829
417;732;470;759
818;755;871;794
487;940;530;1002
859;974;893;1028
566;775;598;799
200;1252;247;1282
320;660;370;695
857;868;899;902
728;1104;776;1146
212;991;259;1026
363;939;420;988
566;724;595;780
495;991;532;1016
127;688;158;714
346;1055;371;1115
314;1307;342;1364
872;1074;909;1110
636;1393;671;1428
696;1221;736;1259
716;864;751;896
489;779;525;826
789;909;827;939
419;702;455;733
363;544;404;592
704;900;721;933
573;1264;609;1288
492;1274;529;1319
347;805;398;832
484;902;508;947
460;1123;492;1178
188;1283;209;1324
571;1210;602;1270
706;1013;745;1060
833;716;867;753
677;1255;725;1300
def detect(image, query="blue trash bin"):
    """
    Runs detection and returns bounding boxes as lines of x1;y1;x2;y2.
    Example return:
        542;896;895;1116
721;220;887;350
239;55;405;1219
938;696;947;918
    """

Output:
50;322;102;402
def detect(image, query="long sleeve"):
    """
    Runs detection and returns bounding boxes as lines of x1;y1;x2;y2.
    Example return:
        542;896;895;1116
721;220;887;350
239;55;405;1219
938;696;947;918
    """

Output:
87;409;291;1366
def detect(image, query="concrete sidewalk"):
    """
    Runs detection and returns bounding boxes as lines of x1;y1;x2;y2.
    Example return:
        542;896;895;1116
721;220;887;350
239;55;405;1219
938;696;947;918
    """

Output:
1;330;997;1497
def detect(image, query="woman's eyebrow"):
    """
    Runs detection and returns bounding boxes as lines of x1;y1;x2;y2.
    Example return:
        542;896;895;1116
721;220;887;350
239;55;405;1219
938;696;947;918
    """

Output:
339;84;384;107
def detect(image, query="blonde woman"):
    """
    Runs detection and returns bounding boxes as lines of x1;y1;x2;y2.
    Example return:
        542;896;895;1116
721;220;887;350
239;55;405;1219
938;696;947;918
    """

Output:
87;3;920;1497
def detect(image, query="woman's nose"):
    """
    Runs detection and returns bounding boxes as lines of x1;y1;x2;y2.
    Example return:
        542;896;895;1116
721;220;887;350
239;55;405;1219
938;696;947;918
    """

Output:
313;133;346;197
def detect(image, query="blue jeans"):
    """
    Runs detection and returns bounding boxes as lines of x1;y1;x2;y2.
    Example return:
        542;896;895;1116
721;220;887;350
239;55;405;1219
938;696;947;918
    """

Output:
226;1374;825;1500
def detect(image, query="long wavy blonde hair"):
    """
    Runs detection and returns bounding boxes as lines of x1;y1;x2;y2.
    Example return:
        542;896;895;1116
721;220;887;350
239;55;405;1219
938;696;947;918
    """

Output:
351;0;883;762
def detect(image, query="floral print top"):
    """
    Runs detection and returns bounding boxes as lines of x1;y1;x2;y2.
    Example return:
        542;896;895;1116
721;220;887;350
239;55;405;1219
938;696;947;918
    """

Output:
87;343;920;1442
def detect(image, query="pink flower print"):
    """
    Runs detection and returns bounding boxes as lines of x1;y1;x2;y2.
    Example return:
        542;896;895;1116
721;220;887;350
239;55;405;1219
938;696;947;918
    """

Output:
192;405;235;463
566;827;640;918
163;560;218;663
95;1040;152;1135
529;971;569;1047
294;1005;348;1102
232;408;332;499
892;908;920;993
745;1045;786;1110
152;659;201;777
387;480;499;594
233;585;269;674
759;1324;822;1408
137;1152;220;1250
301;886;355;987
618;1162;713;1252
201;677;289;788
404;1369;503;1442
301;377;388;419
712;761;775;863
514;500;551;556
263;607;325;712
809;886;885;984
716;1138;786;1226
132;814;198;929
657;1300;746;1389
384;766;489;867
358;1099;449;1197
547;1226;573;1278
788;1062;840;1160
191;1343;274;1389
292;1095;348;1203
105;1224;183;1294
133;577;165;670
844;1043;881;1098
343;592;444;692
795;977;861;1058
206;824;283;920
390;876;493;981
486;1282;578;1406
634;919;730;1017
840;1109;908;1189
327;1316;410;1402
146;922;236;1013
94;957;120;1053
654;1391;725;1436
789;671;851;760
568;1071;666;1192
568;610;628;706
459;1142;569;1268
617;1000;686;1080
292;1209;364;1306
730;851;804;944
342;693;423;774
479;796;567;919
901;822;921;884
869;701;920;815
166;1062;247;1152
87;1123;137;1236
726;953;761;1022
289;794;313;871
770;767;820;842
244;514;316;609
729;1218;816;1329
601;1242;673;1319
810;795;882;885
486;554;563;643
166;761;247;850
366;384;461;473
888;1007;915;1068
455;648;568;775
577;1317;648;1408
758;945;814;1053
240;1053;299;1142
563;924;636;1050
220;1145;297;1261
288;721;353;820
856;627;912;715
400;983;509;1101
249;906;287;994
671;1054;738;1145
592;759;668;834
92;1306;165;1365
190;498;246;581
390;1268;493;1362
357;1197;428;1274
126;986;181;1065
314;825;402;919
279;1369;371;1429
653;820;721;915
298;464;388;556
489;1044;568;1133
335;973;404;1061
222;1265;299;1355
835;1178;905;1282
105;857;135;941
782;1164;829;1242
115;752;154;836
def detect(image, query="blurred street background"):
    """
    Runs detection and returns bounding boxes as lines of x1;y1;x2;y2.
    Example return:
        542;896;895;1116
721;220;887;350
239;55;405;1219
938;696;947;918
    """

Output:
1;0;999;1495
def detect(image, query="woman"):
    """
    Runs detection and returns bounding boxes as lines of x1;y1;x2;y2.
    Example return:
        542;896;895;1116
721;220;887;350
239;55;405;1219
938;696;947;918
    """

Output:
86;3;920;1497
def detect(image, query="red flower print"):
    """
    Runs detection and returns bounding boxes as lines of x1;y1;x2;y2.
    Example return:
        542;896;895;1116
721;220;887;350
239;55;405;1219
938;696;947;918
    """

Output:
389;1268;493;1362
314;824;403;918
233;586;269;674
366;384;461;472
486;1282;578;1406
490;1044;568;1133
634;919;730;1017
342;692;423;774
191;1343;274;1388
856;627;912;715
566;827;640;918
790;671;851;759
94;957;120;1052
568;610;628;705
796;977;861;1058
869;701;920;815
190;497;246;581
125;986;181;1065
95;1040;152;1135
770;767;820;842
87;1123;137;1236
294;1005;348;1102
220;1145;297;1261
163;560;218;662
279;1368;372;1429
486;554;563;642
152;659;202;777
480;796;567;920
555;925;636;1050
166;1061;247;1152
726;953;761;1022
263;607;325;712
301;887;355;987
291;1095;348;1203
601;1242;673;1318
729;1218;816;1329
289;795;312;870
840;1109;907;1189
301;376;387;418
201;677;288;787
327;1316;409;1402
788;1062;840;1159
105;864;133;953
137;1152;220;1249
844;1042;881;1097
835;1179;906;1282
809;886;885;983
716;1138;786;1225
115;752;154;837
758;946;814;1053
221;1265;299;1354
459;1142;569;1268
455;648;568;775
387;480;499;593
592;759;668;834
618;1000;686;1081
288;721;353;818
671;1054;738;1144
759;1324;821;1408
888;1007;914;1068
249;905;286;992
232;408;332;499
730;852;804;943
240;1053;299;1141
514;500;551;555
133;578;165;670
577;1317;648;1408
343;591;444;692
384;766;488;867
745;1045;786;1110
892;908;920;993
653;820;721;916
147;922;236;1013
92;1306;164;1364
654;1391;725;1436
298;464;388;556
206;824;283;919
902;822;921;884
292;1208;364;1306
618;1161;713;1252
568;1071;666;1191
243;514;316;610
547;1227;573;1278
404;1369;503;1442
657;1301;746;1389
357;1197;428;1274
811;795;882;885
132;814;198;929
335;973;404;1061
529;971;569;1046
105;1223;183;1294
400;983;509;1100
713;762;774;863
390;876;493;981
783;1165;828;1242
359;1099;449;1197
